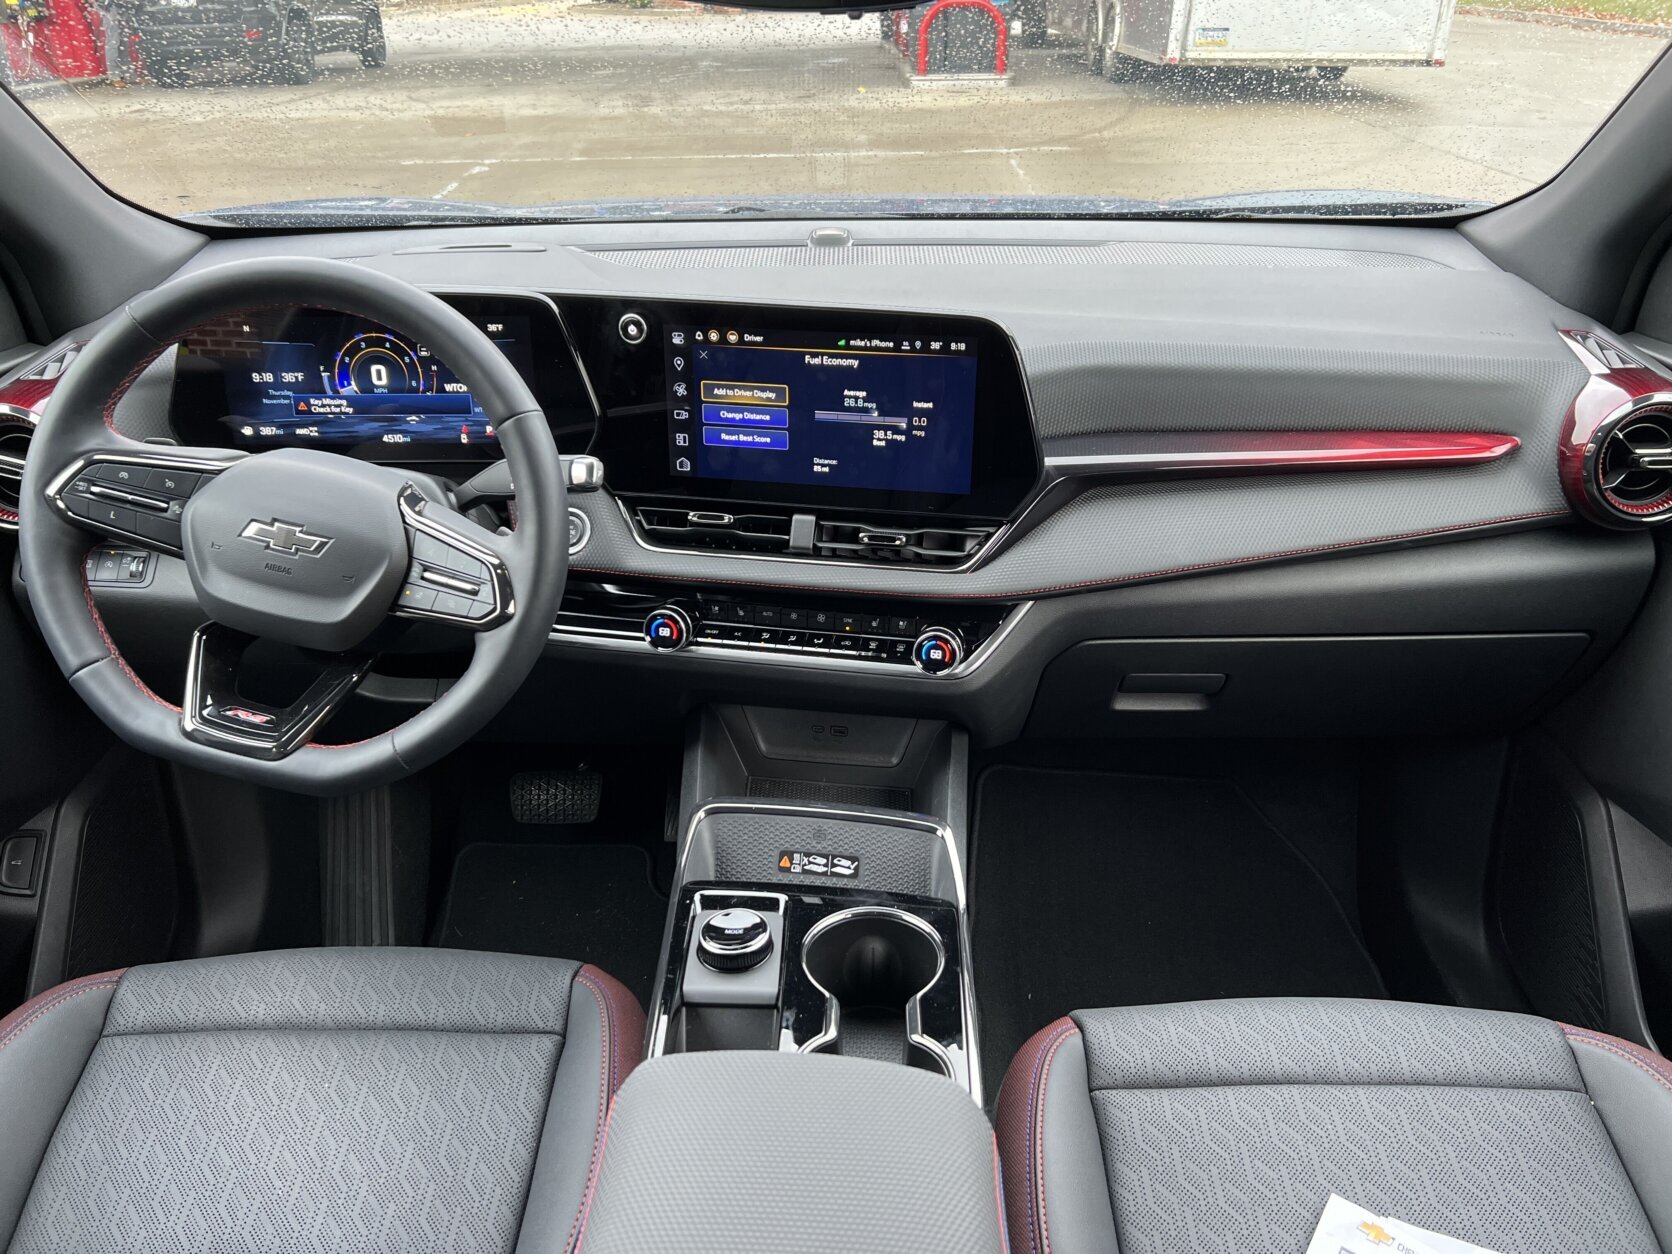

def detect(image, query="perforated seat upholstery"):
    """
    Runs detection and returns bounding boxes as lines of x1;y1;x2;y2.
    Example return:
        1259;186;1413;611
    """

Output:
0;947;644;1254
997;997;1672;1254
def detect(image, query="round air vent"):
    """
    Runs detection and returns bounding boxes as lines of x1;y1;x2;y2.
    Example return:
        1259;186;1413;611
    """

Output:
0;421;31;528
1591;404;1672;524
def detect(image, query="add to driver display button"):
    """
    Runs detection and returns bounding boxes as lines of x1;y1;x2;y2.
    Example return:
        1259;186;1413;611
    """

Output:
701;403;788;427
703;428;789;450
700;381;788;406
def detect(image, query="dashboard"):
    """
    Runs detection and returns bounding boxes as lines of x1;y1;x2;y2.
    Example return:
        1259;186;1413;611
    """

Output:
13;213;1656;747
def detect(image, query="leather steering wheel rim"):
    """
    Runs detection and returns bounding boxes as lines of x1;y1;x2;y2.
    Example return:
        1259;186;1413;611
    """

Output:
18;257;567;795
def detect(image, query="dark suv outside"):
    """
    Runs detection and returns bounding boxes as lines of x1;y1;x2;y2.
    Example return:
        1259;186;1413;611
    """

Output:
132;0;386;86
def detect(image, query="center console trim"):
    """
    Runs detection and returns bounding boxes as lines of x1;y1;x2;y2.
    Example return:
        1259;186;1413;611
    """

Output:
652;799;982;1103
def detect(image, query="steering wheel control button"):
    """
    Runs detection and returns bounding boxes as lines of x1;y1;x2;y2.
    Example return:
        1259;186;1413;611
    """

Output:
617;312;649;345
912;627;965;675
418;568;483;597
144;468;200;497
97;463;146;487
644;605;694;651
697;908;774;973
398;583;438;612
51;456;219;555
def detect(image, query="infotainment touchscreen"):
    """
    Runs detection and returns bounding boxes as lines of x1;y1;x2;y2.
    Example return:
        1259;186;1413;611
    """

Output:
664;325;978;496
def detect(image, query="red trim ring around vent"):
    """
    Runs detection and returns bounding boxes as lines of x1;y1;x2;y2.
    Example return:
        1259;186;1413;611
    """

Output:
1556;330;1672;527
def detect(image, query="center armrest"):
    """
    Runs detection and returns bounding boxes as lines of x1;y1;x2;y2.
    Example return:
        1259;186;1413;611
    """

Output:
570;1051;1005;1254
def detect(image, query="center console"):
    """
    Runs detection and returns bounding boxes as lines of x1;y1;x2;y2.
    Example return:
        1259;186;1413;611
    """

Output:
645;705;985;1102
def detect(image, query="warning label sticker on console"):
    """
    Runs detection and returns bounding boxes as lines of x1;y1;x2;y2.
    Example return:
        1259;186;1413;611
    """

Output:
777;850;860;878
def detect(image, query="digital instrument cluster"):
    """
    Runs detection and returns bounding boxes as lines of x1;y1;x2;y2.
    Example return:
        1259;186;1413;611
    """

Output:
199;313;528;448
169;294;591;462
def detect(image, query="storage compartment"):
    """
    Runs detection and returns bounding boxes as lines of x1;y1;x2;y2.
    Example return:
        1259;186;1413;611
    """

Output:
1026;633;1591;738
801;907;949;1074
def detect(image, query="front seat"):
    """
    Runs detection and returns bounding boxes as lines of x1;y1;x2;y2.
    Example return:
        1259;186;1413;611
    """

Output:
997;998;1672;1253
0;947;643;1253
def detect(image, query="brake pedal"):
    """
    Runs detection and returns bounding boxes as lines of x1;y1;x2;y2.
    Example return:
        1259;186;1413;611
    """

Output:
510;769;602;825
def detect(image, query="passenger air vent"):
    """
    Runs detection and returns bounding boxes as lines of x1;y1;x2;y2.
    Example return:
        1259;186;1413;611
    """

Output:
1594;406;1672;523
0;422;31;527
813;518;996;567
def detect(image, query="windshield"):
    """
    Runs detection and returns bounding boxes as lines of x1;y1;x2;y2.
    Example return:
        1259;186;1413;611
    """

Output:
4;0;1668;225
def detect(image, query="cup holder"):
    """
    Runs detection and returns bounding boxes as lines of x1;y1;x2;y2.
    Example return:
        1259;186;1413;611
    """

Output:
800;907;952;1077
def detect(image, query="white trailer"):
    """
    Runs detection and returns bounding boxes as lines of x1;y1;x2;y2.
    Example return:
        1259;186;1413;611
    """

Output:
1040;0;1456;78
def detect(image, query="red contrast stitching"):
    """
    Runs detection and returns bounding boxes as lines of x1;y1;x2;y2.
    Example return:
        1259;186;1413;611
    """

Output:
993;1133;1013;1254
569;1091;619;1254
101;344;171;432
1564;1025;1672;1098
571;509;1569;602
81;567;180;711
0;970;125;1054
1031;1023;1080;1254
566;973;614;1253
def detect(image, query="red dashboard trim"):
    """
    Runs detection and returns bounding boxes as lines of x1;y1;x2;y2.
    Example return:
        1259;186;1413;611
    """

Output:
1041;430;1520;475
0;377;58;419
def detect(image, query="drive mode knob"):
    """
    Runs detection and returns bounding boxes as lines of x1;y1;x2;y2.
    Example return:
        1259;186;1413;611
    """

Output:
644;606;695;651
698;908;773;972
911;627;964;675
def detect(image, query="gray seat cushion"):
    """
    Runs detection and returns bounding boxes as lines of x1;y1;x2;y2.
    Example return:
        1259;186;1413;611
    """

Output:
0;947;645;1254
997;997;1672;1253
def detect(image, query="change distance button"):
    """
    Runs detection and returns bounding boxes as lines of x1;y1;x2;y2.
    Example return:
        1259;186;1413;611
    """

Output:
644;605;695;652
911;627;965;676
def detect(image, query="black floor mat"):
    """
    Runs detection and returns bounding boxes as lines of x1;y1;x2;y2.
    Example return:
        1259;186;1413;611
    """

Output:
433;842;667;1005
972;765;1384;1091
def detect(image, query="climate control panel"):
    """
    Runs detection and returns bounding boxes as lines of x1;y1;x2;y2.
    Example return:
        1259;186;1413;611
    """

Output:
556;582;1015;676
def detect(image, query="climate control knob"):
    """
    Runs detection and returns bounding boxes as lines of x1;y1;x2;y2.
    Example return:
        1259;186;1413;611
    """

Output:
911;627;965;675
644;606;695;652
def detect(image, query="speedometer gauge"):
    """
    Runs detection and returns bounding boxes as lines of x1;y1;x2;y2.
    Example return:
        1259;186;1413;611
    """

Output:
332;332;432;396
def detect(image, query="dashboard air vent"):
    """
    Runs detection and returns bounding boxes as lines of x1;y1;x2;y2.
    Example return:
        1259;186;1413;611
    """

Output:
627;499;998;566
0;422;31;526
635;505;796;555
1594;406;1672;522
21;344;81;381
813;518;996;567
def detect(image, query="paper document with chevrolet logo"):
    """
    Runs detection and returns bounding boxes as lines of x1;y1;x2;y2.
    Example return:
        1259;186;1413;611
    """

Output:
1307;1195;1503;1254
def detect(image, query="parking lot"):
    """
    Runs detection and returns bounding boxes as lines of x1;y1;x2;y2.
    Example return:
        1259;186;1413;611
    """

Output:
19;2;1670;217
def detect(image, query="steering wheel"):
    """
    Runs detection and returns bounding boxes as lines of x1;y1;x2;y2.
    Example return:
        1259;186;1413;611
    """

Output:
18;258;566;795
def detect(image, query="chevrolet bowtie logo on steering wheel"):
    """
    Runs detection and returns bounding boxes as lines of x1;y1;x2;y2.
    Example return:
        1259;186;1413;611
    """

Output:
239;519;334;557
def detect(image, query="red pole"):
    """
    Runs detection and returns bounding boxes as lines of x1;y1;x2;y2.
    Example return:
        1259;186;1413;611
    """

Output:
915;0;1008;76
